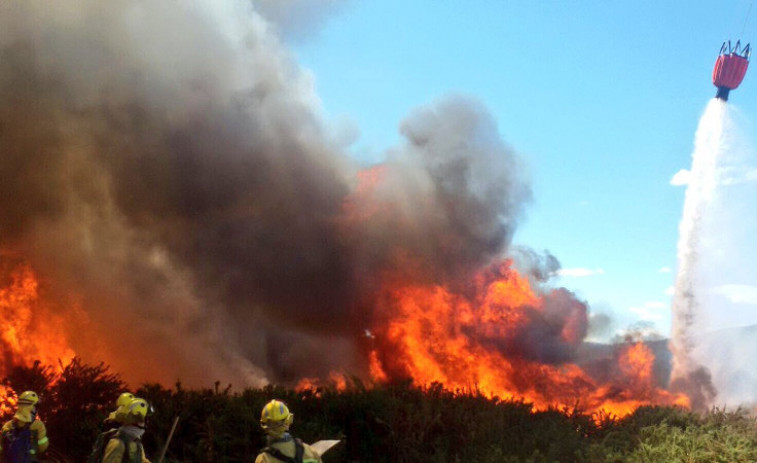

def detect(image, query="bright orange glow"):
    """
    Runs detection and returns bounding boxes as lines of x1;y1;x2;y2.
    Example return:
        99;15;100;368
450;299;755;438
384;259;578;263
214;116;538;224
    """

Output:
0;264;76;375
367;262;688;416
620;342;654;388
368;350;388;383
0;384;16;418
295;371;349;392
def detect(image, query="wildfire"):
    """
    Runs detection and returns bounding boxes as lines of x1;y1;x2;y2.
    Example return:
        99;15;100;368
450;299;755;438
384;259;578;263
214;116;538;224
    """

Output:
296;372;349;392
325;165;693;416
0;263;76;377
365;262;688;416
4;253;687;417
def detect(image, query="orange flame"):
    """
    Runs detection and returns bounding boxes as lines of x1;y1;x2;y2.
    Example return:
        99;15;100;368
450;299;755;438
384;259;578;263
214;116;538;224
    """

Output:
367;262;688;416
0;264;76;375
296;371;349;392
335;165;689;415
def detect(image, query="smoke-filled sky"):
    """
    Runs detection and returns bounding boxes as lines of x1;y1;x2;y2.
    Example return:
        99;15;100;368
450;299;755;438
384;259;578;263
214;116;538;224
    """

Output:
2;0;757;396
0;0;567;388
292;0;757;338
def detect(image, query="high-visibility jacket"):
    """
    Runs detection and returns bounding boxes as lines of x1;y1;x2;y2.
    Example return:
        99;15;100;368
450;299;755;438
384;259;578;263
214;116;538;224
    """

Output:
101;435;150;463
0;418;49;462
255;434;322;463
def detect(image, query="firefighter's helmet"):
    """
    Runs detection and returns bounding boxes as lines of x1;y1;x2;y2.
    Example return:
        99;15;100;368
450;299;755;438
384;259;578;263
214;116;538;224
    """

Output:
116;392;135;408
17;391;39;406
260;399;293;433
122;397;151;425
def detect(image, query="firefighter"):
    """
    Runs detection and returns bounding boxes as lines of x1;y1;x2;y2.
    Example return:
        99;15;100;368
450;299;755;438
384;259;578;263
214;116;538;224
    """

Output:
101;397;151;463
255;400;322;463
0;391;49;463
102;392;135;432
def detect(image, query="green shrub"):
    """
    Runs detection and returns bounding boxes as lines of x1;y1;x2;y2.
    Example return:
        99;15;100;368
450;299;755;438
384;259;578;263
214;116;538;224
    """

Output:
4;359;757;463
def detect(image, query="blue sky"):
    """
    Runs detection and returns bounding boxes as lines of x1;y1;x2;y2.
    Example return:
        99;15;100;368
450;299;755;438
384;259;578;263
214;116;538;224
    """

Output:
289;0;757;338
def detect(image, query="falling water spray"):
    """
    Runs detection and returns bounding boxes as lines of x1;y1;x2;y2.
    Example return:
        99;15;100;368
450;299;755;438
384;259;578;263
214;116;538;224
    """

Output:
669;99;726;410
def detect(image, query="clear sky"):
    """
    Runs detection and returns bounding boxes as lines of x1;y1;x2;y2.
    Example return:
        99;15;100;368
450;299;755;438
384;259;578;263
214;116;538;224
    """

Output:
289;0;757;339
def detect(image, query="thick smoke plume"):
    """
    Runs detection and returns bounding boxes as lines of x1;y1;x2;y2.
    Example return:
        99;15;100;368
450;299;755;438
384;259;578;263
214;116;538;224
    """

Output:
0;0;591;389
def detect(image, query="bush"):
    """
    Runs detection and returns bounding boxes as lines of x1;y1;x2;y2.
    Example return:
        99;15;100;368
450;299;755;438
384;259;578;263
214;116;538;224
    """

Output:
4;360;757;462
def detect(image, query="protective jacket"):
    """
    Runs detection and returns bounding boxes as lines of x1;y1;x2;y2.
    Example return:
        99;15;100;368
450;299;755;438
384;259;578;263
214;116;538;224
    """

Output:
101;427;150;463
0;418;48;463
254;433;321;463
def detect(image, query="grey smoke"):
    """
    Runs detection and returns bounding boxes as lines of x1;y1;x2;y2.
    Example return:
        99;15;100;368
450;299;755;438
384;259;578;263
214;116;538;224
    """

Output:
0;0;593;390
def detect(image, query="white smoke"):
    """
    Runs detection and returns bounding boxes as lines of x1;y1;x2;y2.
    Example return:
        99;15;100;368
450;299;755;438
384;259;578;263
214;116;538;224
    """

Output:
251;0;351;42
670;98;757;409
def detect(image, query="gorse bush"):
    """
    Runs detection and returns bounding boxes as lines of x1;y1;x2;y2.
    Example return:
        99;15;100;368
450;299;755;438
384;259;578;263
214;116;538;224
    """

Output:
2;359;757;463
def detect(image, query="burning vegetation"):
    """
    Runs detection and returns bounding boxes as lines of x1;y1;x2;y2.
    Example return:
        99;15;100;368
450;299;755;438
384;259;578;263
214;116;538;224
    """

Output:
364;263;688;416
0;262;76;375
0;0;689;419
0;254;687;418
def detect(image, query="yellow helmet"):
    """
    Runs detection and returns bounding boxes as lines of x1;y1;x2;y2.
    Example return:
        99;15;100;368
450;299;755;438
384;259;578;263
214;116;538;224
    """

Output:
121;397;151;425
116;392;135;408
260;399;293;433
17;391;39;406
